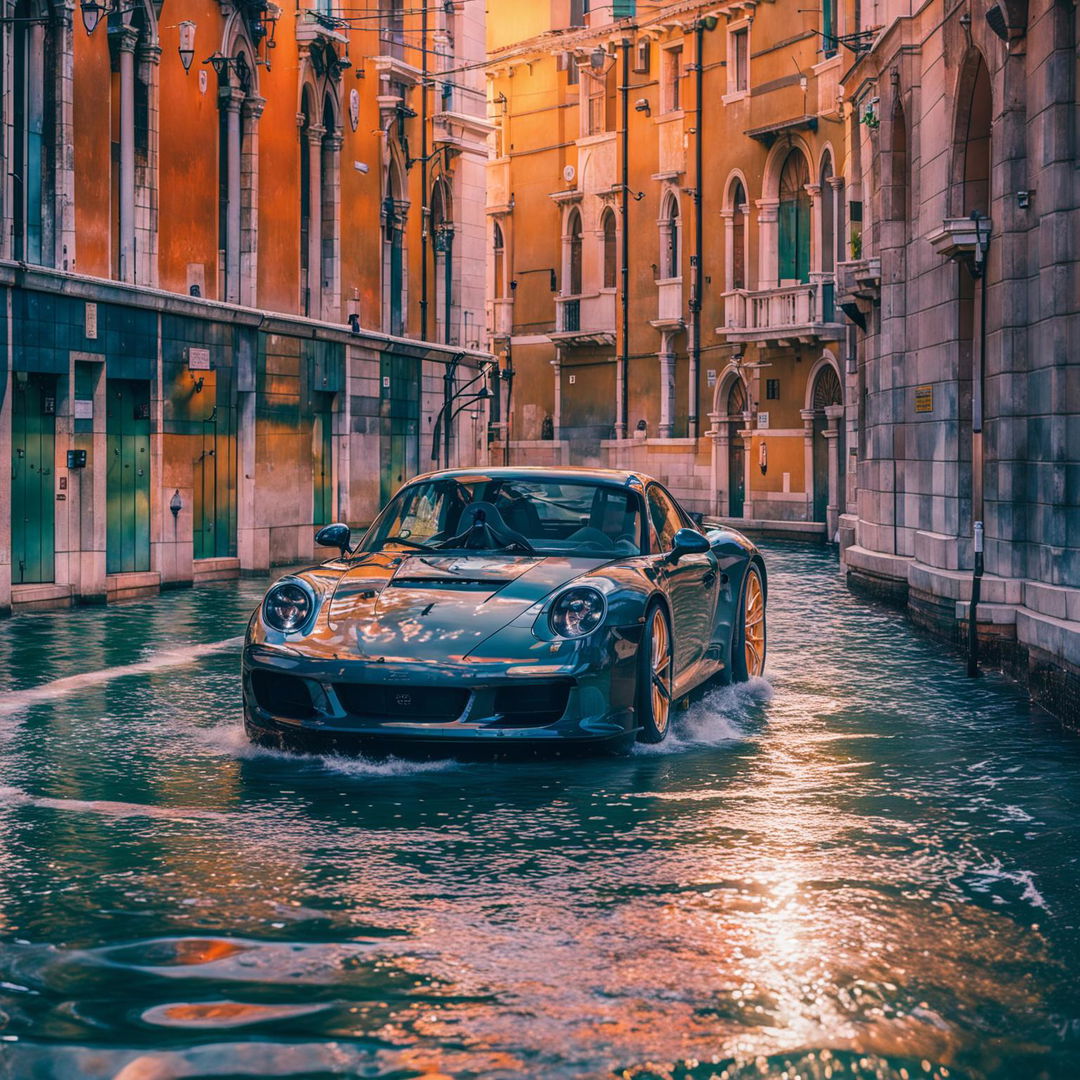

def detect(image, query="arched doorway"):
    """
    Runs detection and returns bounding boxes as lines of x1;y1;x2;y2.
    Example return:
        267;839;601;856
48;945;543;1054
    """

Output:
727;378;747;517
811;363;843;522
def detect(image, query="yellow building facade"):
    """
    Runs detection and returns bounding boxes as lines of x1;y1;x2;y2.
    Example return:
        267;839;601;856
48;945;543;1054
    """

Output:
486;0;855;533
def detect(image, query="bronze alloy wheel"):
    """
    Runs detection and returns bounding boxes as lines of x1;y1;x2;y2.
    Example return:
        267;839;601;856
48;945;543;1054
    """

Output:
637;604;673;743
742;565;766;677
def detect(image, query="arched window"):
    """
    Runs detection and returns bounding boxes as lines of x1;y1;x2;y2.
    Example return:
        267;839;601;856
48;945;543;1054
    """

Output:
299;88;315;314
661;194;680;279
731;179;747;289
567;208;582;295
298;86;341;317
961;54;992;217
778;149;810;283
432;179;455;343
820;152;835;273
889;99;910;230
383;159;405;336
493;221;506;299
601;209;617;289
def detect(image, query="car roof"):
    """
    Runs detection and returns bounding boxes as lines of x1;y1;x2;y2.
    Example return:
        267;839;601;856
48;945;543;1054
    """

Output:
405;465;657;489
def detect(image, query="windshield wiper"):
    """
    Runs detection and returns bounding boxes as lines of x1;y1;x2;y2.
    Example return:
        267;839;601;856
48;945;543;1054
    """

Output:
383;535;437;551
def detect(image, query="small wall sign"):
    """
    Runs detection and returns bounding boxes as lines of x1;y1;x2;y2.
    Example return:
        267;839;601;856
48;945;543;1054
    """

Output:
187;346;211;371
757;411;770;429
914;384;933;413
74;399;93;420
706;369;717;387
85;302;98;340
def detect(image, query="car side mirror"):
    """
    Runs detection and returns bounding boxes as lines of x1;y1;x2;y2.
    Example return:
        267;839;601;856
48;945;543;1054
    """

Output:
669;527;711;560
315;522;352;557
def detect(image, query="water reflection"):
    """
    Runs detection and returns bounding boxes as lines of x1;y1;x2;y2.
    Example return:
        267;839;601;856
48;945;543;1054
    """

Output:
0;545;1078;1079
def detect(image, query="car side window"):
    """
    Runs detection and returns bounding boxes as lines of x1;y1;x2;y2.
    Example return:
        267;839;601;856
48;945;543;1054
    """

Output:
646;485;682;553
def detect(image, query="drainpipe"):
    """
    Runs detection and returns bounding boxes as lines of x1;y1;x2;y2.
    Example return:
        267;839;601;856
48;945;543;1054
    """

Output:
688;19;705;440
420;3;429;340
967;211;989;678
617;37;630;440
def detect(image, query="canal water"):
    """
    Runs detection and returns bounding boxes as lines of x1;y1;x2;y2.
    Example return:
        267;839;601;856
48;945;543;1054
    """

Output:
0;543;1078;1080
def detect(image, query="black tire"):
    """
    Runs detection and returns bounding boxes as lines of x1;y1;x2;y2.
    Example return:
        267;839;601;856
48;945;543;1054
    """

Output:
731;562;767;682
636;602;674;744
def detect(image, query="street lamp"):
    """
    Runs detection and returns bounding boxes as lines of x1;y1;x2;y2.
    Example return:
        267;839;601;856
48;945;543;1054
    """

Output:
178;21;197;73
431;368;491;467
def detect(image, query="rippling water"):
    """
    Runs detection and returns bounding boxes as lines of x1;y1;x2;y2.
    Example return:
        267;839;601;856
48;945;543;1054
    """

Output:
0;544;1078;1080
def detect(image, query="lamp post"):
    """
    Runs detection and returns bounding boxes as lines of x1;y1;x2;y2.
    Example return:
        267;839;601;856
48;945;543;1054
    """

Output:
431;364;491;468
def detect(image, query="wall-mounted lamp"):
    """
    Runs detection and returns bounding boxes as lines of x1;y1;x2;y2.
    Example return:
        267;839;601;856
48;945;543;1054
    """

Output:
178;21;196;73
758;439;768;475
204;51;251;94
590;45;607;72
634;98;651;116
170;489;183;518
348;288;361;334
1017;190;1032;210
191;374;205;394
79;0;108;35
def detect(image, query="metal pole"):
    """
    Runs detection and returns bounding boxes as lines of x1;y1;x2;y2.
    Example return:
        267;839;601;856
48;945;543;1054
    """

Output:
967;213;988;677
420;2;429;340
968;520;984;677
689;20;704;439
617;38;630;440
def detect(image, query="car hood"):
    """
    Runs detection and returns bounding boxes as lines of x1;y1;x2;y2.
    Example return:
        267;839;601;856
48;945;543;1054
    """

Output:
326;552;606;661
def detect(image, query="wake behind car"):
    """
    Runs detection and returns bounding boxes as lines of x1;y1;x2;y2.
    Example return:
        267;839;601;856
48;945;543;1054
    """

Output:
243;467;766;754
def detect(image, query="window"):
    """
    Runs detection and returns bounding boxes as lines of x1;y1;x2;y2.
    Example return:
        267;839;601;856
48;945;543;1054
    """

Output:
381;0;405;59
663;45;683;112
567;208;583;295
820;151;836;272
493;222;506;299
660;195;680;279
778;148;811;283
567;54;580;86
13;0;47;265
647;485;683;552
731;179;747;290
584;67;606;135
766;379;780;400
634;37;650;74
432;180;454;343
822;0;837;57
602;209;617;289
729;26;749;95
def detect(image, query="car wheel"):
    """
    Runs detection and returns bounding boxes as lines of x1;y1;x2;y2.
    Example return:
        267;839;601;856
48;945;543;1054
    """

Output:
636;603;673;744
732;562;767;682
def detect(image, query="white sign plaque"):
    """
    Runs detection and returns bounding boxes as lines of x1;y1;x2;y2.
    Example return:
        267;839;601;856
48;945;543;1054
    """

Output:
74;400;93;420
187;346;211;371
85;302;98;340
757;412;770;429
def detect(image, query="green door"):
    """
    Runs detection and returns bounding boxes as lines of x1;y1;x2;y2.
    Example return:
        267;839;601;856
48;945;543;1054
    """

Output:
11;374;56;584
379;353;419;505
313;393;334;526
106;379;151;574
193;374;238;561
778;196;811;283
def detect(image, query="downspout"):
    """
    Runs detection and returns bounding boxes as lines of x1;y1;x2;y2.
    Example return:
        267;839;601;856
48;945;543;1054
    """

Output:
617;37;630;440
420;2;429;340
967;211;989;677
689;19;705;439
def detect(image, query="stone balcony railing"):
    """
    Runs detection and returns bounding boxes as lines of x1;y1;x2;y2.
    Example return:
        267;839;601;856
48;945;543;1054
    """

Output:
718;273;845;345
551;291;616;347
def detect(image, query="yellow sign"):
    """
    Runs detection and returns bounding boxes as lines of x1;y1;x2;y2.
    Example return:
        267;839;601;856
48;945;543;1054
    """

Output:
914;384;933;413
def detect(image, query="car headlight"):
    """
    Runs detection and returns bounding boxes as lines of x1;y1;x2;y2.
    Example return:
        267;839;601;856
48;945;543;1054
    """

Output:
263;581;315;633
549;587;606;638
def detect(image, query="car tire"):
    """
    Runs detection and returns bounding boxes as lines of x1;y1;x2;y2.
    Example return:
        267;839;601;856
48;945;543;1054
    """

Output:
636;602;674;744
731;562;767;682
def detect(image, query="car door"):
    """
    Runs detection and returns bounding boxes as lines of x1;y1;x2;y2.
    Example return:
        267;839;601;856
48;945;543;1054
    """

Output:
646;484;718;678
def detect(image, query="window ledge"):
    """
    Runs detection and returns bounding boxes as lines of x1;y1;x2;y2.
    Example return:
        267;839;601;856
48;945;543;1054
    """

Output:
722;89;749;105
654;110;685;123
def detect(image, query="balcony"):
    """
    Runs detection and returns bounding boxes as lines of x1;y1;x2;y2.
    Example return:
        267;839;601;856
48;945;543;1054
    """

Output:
652;278;684;330
718;274;845;346
550;292;616;348
835;258;881;331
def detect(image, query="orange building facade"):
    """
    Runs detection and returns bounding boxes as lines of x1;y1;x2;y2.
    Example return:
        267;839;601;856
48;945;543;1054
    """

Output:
486;0;855;531
1;0;490;614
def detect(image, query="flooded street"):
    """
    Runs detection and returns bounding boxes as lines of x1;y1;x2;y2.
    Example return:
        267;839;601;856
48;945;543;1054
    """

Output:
1;542;1078;1079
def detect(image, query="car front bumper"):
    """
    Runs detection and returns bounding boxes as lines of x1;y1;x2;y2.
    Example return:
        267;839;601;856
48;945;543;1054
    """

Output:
241;624;642;752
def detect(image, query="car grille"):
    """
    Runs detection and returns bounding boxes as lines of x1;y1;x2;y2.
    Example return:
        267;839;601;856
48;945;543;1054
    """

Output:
249;670;317;720
334;683;469;723
490;681;572;728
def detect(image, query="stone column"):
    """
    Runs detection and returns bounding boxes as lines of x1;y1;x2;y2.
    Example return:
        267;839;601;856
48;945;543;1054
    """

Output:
240;95;265;309
755;197;780;288
708;411;727;517
321;130;343;320
801;408;815;518
658;330;676;438
551;352;562;441
740;411;753;517
117;26;138;283
220;87;244;304
805;182;822;275
52;6;76;271
136;42;161;287
305;123;326;317
824;403;845;541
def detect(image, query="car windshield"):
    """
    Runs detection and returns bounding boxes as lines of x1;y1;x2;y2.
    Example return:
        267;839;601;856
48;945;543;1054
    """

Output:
360;477;644;557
